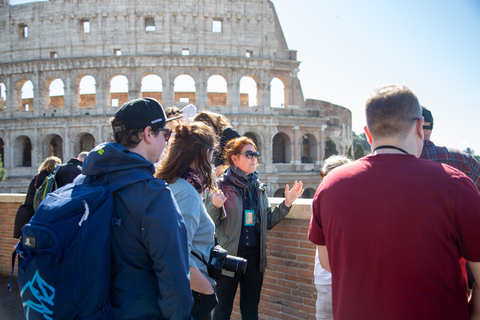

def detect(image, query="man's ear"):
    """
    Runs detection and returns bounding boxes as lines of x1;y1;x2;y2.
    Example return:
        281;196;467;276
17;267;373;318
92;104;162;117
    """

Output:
364;126;373;144
143;126;153;144
416;118;424;140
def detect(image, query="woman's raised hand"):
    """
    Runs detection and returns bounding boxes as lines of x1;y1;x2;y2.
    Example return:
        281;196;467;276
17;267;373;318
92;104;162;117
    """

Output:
284;180;304;207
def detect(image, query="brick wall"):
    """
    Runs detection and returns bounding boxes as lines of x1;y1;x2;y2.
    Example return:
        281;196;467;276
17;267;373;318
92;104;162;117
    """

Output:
0;195;317;319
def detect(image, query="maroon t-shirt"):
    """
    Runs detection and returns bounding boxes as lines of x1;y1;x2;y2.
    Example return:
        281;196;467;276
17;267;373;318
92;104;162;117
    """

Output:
309;154;480;320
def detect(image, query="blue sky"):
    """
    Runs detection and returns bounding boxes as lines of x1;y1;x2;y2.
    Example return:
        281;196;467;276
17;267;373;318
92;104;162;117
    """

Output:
9;0;480;154
273;0;480;153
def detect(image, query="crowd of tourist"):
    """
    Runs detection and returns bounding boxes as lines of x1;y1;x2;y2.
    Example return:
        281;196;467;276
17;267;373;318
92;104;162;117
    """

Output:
12;83;480;320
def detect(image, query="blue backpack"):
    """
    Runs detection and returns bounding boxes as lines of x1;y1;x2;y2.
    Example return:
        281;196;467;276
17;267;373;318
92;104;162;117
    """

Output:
11;172;153;320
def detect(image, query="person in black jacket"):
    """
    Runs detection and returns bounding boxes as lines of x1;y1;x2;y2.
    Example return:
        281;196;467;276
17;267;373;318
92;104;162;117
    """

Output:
55;151;88;188
194;111;241;177
13;156;62;238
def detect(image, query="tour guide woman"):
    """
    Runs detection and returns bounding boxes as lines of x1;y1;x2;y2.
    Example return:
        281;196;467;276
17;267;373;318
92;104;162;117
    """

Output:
206;136;304;319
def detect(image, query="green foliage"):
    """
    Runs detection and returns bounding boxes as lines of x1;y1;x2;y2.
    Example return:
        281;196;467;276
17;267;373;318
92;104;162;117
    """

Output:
354;143;365;160
0;154;6;181
353;131;371;154
347;145;354;159
324;138;339;160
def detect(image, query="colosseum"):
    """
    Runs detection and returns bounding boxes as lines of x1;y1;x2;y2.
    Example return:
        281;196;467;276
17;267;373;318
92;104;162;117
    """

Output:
0;0;352;197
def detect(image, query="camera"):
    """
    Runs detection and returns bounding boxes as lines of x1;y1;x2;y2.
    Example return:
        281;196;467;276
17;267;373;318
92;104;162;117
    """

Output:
207;245;247;280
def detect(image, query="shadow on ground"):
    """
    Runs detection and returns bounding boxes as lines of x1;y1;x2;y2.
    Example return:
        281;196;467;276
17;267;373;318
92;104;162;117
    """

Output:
0;274;24;320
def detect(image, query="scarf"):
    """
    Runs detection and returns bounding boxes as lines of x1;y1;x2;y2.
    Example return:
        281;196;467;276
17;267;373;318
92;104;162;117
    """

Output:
224;166;260;228
181;168;207;194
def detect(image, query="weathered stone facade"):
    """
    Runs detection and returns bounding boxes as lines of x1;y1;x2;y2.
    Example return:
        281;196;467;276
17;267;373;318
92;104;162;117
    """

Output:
0;0;352;197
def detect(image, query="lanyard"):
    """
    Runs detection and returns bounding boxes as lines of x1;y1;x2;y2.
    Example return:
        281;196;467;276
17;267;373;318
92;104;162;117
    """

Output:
373;145;409;155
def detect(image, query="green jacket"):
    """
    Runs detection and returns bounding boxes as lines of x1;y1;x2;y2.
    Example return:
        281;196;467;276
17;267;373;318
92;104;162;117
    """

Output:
206;176;291;277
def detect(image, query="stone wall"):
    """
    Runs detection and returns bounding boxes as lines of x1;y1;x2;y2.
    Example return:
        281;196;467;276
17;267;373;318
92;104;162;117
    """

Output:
0;194;317;320
0;0;352;198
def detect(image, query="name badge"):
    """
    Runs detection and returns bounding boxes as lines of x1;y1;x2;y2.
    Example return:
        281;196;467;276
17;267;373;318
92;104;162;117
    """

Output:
244;210;255;226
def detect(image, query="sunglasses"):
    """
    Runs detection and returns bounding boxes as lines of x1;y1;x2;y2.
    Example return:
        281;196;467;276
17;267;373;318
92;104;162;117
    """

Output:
158;128;172;142
236;151;260;159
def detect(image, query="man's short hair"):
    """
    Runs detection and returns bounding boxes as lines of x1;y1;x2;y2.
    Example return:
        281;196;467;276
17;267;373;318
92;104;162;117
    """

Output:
365;84;421;140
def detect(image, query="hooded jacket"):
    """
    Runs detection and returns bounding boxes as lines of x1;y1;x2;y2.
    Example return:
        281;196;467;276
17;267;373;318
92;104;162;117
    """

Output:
81;142;193;320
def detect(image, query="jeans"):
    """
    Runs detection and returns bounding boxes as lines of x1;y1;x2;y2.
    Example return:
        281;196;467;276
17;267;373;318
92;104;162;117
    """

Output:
315;284;333;320
191;289;218;320
213;246;263;320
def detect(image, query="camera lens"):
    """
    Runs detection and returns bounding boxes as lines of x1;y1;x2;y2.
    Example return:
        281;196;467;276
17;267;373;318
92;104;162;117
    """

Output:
224;255;247;274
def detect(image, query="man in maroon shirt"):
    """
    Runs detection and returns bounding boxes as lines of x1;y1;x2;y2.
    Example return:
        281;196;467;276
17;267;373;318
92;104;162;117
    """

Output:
309;84;480;320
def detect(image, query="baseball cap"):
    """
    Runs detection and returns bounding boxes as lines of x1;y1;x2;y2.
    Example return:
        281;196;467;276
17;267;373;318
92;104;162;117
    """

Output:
421;106;434;130
112;97;182;133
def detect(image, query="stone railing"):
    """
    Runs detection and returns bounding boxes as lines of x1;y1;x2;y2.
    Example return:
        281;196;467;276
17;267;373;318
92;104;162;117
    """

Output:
0;194;316;320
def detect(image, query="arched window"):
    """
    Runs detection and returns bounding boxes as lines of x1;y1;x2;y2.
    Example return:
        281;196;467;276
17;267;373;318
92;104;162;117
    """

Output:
49;78;65;109
79;75;96;108
79;133;95;154
270;77;285;108
0;83;6;111
273;188;285;198
109;75;129;107
0;138;5;167
21;80;34;111
207;75;228;106
43;134;63;161
240;76;257;107
174;75;196;106
141;74;163;103
302;188;316;199
14;136;32;167
272;134;286;163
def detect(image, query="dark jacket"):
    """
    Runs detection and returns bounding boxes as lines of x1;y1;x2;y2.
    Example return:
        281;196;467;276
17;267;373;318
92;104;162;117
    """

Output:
55;158;83;188
13;170;50;238
81;142;193;320
206;167;291;276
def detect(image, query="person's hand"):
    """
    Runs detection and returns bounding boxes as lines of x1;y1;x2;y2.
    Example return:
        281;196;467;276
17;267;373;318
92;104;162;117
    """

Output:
212;189;227;209
284;181;304;207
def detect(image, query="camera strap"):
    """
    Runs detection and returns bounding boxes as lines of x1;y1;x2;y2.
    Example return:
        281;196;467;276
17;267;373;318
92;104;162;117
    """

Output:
191;250;209;267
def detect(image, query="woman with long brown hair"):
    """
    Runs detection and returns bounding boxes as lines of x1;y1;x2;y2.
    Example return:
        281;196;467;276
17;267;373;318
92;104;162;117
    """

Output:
155;122;226;320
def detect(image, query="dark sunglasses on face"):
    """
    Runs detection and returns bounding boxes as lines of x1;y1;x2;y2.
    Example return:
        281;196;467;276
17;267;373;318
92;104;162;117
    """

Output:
158;128;172;142
236;151;260;159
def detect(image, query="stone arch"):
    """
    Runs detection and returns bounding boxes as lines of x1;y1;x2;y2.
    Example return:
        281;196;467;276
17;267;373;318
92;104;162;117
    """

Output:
108;74;129;107
47;77;65;109
302;188;316;199
78;75;96;108
273;188;285;197
14;135;32;167
42;134;63;161
141;73;163;103
16;79;34;111
73;132;96;155
272;132;291;163
240;76;258;107
300;133;317;163
174;74;196;107
207;74;228;106
270;76;287;108
243;131;262;163
0;82;6;112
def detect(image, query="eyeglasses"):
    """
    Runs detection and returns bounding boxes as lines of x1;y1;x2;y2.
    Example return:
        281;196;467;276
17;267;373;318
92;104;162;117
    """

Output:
236;151;260;159
320;171;326;179
208;148;219;157
158;128;172;142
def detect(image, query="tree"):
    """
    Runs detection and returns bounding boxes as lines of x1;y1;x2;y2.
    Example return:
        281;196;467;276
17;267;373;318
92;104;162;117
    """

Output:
347;145;354;160
323;138;338;160
464;148;480;162
353;131;371;154
0;155;6;181
354;143;365;160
